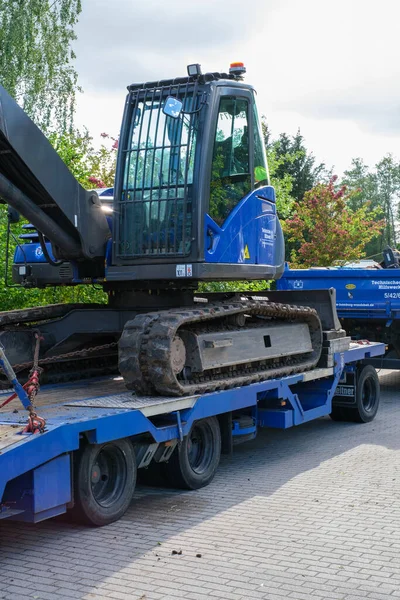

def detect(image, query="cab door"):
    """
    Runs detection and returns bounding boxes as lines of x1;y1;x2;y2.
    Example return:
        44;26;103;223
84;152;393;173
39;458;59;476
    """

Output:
205;87;278;267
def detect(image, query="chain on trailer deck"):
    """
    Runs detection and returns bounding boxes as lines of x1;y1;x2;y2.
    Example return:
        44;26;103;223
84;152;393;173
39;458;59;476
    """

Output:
9;341;118;375
0;333;46;433
0;303;119;388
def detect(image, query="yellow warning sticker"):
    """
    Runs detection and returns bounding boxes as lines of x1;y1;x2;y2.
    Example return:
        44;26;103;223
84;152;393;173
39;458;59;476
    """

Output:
244;245;250;259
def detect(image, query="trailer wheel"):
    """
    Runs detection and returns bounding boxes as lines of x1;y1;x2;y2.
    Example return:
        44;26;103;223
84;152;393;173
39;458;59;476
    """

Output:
331;365;380;424
349;365;380;423
71;439;136;526
165;417;221;490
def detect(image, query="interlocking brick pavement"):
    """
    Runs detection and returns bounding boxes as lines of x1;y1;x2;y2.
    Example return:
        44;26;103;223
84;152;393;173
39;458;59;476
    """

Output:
0;369;400;600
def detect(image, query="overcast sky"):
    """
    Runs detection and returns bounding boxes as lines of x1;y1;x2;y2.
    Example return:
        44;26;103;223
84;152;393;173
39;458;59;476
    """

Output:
73;0;400;176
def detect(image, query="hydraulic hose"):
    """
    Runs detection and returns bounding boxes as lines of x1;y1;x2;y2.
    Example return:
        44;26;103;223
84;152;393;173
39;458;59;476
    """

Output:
38;231;64;267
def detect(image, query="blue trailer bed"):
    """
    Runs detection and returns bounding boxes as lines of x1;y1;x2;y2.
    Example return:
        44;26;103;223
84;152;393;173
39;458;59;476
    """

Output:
277;265;400;320
0;341;384;526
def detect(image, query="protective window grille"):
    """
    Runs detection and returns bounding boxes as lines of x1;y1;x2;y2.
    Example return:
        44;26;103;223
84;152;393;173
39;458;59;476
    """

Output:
117;82;200;259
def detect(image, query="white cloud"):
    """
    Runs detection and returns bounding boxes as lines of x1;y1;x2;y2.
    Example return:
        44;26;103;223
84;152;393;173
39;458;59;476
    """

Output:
73;0;400;175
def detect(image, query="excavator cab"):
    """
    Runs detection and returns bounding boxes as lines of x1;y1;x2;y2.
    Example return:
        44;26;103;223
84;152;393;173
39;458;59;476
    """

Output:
7;63;284;289
107;63;285;285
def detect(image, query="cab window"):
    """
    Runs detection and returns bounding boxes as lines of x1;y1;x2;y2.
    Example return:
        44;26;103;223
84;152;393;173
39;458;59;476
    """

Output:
253;101;269;184
209;97;251;226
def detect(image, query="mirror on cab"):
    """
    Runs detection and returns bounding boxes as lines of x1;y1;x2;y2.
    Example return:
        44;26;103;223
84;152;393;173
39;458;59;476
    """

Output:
163;97;183;119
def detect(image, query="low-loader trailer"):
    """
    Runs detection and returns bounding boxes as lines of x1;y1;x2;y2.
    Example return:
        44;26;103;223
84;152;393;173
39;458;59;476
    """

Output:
0;334;383;526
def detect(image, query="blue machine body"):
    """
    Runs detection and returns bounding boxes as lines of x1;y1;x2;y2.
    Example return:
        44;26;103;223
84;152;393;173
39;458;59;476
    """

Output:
205;186;282;266
14;240;55;264
13;184;284;284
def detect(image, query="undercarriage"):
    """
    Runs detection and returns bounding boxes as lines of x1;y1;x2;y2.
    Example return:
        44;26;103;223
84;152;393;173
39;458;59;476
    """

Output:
0;290;346;396
119;297;322;396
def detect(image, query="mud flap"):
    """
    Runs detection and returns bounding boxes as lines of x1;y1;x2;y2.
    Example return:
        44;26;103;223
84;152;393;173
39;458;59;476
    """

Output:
332;368;357;407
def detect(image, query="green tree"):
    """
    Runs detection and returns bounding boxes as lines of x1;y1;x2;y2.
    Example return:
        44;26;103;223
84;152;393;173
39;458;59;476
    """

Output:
261;117;296;218
342;158;377;210
0;0;82;130
343;155;400;253
48;129;118;188
267;145;296;220
376;155;400;248
263;122;327;202
273;131;328;202
284;176;384;267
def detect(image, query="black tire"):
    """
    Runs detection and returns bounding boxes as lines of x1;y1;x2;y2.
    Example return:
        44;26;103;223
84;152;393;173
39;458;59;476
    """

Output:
233;414;257;444
164;416;221;490
70;439;136;526
349;365;380;423
331;365;380;424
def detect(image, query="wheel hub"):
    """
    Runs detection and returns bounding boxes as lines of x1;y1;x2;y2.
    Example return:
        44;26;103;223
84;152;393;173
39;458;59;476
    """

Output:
187;424;213;474
91;465;101;484
90;445;127;508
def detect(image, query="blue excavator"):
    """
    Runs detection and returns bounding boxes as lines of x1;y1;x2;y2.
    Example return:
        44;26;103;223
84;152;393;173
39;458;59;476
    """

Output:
0;62;342;395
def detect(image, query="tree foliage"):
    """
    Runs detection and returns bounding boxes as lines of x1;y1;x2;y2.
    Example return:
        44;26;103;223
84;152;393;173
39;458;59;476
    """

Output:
375;155;400;247
267;145;296;220
343;155;400;254
0;0;82;130
284;176;384;267
47;129;118;188
262;121;327;202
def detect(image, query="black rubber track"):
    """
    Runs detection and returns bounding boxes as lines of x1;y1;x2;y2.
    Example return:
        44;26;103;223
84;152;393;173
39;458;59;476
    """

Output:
119;297;323;396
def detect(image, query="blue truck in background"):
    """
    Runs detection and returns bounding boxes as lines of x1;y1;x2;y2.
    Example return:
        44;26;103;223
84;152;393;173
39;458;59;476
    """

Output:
278;248;400;369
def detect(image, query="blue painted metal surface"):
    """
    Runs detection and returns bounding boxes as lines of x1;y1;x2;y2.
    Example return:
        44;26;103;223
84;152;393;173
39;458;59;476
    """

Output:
14;240;55;264
277;263;400;321
2;454;71;523
0;342;385;523
205;186;279;265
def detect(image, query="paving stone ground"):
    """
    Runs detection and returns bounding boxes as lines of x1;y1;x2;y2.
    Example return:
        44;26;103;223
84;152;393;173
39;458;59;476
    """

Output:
1;369;400;600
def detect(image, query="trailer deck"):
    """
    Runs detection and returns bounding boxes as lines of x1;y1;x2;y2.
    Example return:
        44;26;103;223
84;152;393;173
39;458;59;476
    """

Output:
0;341;385;525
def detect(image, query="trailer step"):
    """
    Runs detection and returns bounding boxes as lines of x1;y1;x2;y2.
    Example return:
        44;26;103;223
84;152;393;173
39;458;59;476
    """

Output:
65;392;198;417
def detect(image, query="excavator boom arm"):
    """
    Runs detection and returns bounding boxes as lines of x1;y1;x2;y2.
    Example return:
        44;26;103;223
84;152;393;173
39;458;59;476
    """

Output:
0;85;110;261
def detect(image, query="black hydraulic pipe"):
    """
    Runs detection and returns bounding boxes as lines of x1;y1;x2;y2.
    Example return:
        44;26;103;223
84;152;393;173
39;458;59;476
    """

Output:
38;231;64;266
0;171;82;258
